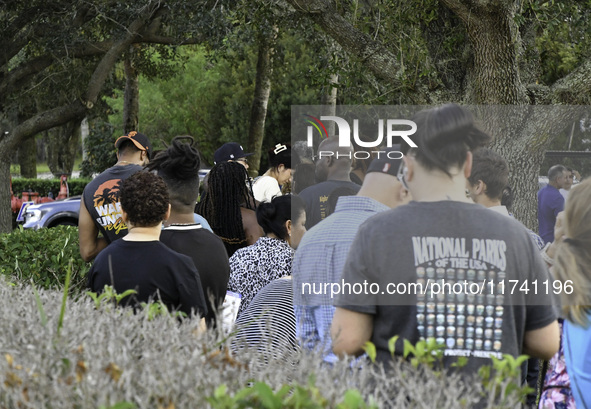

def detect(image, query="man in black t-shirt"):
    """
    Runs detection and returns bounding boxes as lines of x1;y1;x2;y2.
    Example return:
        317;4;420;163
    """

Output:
147;136;230;326
79;131;152;262
299;136;360;228
88;171;207;318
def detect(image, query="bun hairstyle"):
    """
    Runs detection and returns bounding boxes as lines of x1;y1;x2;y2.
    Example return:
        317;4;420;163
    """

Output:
407;104;491;177
147;136;201;206
149;136;201;181
256;194;306;240
268;143;301;170
553;179;591;326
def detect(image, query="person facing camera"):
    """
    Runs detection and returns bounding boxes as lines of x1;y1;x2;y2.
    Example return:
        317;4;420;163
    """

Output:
253;143;300;203
87;171;208;319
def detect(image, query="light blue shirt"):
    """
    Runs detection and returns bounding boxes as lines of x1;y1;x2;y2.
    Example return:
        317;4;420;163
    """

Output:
563;315;591;408
292;196;389;363
193;213;213;232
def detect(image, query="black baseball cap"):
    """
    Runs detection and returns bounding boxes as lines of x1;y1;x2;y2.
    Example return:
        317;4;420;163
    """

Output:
115;131;152;159
365;145;403;178
214;142;253;164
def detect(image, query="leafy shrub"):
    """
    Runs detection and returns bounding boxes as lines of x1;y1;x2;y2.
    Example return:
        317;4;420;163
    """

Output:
0;278;528;409
0;226;90;293
11;178;91;198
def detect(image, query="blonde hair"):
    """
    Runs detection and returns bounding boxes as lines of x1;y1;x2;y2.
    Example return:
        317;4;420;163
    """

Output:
553;178;591;326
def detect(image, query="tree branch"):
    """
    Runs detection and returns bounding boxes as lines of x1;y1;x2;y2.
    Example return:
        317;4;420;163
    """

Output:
0;101;86;157
438;0;476;26
285;0;403;87
0;55;55;97
135;33;205;45
549;57;591;105
0;7;160;156
84;6;160;106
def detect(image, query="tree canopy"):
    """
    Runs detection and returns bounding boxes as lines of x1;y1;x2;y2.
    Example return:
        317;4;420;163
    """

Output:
2;0;591;231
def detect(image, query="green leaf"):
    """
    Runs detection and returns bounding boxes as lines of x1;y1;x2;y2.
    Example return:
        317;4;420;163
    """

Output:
31;282;48;326
253;382;281;409
403;339;415;358
338;389;363;409
363;341;377;363
388;335;399;357
451;356;468;368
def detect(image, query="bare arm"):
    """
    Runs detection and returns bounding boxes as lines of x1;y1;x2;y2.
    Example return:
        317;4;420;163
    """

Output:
523;321;560;360
240;208;264;246
78;199;107;262
330;307;373;357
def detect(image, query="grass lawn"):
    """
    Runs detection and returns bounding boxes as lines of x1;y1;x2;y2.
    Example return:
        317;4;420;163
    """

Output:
11;158;83;177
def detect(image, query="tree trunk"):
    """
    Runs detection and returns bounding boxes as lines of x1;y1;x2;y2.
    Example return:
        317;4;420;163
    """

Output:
247;25;278;177
47;120;81;177
0;157;11;232
321;73;338;136
17;138;37;178
123;47;139;133
81;117;89;161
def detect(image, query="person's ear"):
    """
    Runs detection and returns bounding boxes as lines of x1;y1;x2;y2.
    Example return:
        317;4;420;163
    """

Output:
163;203;171;221
285;219;292;237
403;154;414;183
476;180;486;195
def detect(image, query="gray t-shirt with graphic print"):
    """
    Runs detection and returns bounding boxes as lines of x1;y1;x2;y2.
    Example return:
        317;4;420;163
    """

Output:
336;200;556;372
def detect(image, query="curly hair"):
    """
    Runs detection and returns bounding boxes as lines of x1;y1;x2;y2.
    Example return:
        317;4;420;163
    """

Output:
120;171;170;227
146;136;200;212
196;161;255;256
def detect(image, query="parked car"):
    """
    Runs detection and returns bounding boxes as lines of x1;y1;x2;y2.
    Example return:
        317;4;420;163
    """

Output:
21;169;211;229
22;196;81;229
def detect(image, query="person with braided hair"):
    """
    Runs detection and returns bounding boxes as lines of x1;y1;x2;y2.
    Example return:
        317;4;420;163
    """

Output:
196;161;263;257
147;136;231;327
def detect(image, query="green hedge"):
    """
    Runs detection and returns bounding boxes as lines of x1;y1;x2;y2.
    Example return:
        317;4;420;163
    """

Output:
11;178;91;198
0;226;90;293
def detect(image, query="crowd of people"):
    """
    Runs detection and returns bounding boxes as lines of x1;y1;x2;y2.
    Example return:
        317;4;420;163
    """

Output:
78;104;590;408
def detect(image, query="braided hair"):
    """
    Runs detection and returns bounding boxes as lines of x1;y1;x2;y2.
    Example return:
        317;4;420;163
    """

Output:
196;161;256;256
146;136;201;213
